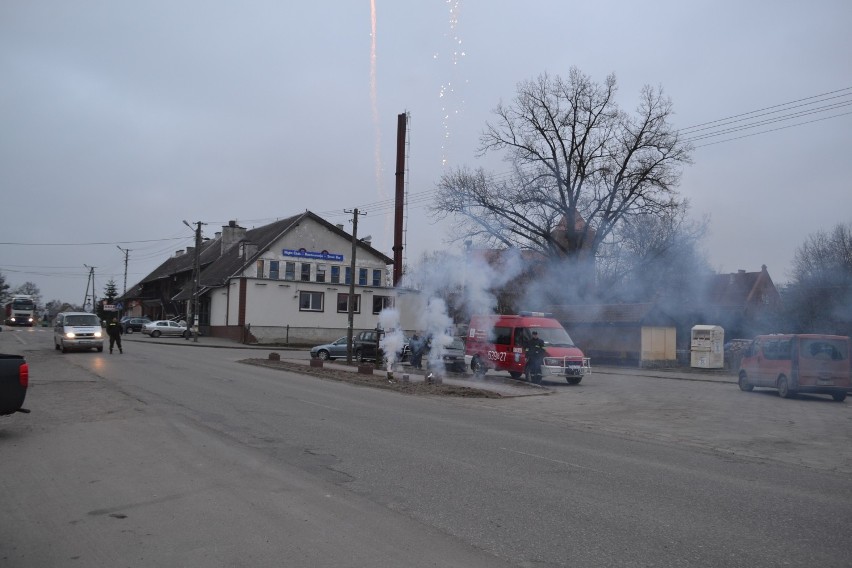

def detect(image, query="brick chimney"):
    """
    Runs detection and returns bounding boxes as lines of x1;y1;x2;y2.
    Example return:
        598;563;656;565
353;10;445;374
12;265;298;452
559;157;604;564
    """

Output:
221;220;247;255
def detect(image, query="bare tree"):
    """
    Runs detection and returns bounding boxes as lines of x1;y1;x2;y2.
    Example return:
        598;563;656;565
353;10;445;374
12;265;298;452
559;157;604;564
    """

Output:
434;68;692;260
596;205;712;305
785;223;852;335
13;281;42;308
0;271;10;305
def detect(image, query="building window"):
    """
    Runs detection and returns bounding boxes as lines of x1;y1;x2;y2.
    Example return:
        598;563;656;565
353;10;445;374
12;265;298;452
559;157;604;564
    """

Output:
372;295;393;314
301;263;311;282
345;267;352;285
256;259;265;278
372;269;383;287
269;261;279;280
359;268;368;286
330;265;340;284
337;293;360;313
299;291;324;312
316;264;327;283
284;262;296;280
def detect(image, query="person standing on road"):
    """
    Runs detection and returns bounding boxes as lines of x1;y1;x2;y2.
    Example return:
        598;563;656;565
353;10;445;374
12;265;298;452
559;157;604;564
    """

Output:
106;317;123;354
524;330;545;383
409;332;424;369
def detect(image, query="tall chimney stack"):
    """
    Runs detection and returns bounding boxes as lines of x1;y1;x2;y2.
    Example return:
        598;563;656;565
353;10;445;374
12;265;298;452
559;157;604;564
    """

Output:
392;112;407;286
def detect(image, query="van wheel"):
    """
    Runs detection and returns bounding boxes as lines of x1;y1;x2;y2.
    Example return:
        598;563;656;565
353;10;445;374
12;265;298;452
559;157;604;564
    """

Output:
777;375;796;399
509;371;522;379
832;391;847;402
566;377;582;385
738;372;754;392
355;349;365;363
55;341;60;351
471;356;486;376
61;342;68;354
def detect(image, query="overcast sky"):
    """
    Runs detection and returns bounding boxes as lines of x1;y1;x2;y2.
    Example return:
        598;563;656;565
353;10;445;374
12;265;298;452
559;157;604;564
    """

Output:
2;0;850;306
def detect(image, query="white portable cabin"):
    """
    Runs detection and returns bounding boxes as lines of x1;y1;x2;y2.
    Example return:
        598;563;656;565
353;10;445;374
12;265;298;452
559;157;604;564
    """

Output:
690;325;724;368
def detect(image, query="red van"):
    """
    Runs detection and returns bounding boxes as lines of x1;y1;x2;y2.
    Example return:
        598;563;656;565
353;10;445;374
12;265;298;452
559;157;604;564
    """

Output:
738;334;851;401
465;312;590;384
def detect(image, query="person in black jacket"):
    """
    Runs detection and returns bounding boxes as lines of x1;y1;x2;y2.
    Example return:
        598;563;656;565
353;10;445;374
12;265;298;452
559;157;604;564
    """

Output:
106;317;123;354
524;330;545;383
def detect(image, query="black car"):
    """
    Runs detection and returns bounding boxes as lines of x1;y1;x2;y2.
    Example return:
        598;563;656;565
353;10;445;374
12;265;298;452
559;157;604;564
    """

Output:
121;317;152;334
353;330;381;362
353;330;410;363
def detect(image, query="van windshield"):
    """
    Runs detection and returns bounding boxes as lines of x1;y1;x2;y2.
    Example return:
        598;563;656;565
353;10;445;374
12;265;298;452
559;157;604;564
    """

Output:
535;327;575;348
65;314;101;326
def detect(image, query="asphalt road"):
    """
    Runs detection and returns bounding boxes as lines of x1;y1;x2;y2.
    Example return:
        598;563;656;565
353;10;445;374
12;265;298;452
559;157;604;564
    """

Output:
2;327;851;567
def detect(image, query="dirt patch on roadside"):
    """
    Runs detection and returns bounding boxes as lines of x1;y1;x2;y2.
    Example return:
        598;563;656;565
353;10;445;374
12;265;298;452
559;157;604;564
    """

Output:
239;358;504;398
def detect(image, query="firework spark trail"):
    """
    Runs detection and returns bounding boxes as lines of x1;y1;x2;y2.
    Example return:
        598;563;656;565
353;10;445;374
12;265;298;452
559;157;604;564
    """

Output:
436;0;465;167
370;0;392;248
370;1;384;199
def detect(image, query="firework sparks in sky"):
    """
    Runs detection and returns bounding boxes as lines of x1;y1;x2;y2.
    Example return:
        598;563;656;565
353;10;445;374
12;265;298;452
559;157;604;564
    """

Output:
370;0;384;201
435;0;465;166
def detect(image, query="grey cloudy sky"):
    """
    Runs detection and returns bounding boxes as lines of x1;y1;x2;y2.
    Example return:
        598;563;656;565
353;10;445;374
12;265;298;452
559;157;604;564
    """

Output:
2;0;850;305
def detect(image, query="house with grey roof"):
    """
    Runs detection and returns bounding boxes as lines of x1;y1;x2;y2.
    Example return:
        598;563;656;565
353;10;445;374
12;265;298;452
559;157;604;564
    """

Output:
124;211;396;345
549;266;784;367
550;302;679;367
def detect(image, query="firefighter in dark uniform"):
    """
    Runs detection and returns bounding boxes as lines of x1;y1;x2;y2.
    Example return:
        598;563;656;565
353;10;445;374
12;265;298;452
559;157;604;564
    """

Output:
107;316;123;354
524;330;546;383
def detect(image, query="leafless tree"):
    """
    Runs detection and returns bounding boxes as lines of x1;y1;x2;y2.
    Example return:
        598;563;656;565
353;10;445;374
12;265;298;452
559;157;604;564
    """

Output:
596;205;712;304
13;281;42;308
434;68;693;260
785;223;852;334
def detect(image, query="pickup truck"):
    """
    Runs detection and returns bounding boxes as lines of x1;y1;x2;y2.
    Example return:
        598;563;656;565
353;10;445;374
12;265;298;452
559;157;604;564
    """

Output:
0;354;29;415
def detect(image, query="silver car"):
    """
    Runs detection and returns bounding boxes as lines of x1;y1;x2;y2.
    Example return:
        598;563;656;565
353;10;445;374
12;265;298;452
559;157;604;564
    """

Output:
310;337;350;360
440;337;467;372
142;320;189;338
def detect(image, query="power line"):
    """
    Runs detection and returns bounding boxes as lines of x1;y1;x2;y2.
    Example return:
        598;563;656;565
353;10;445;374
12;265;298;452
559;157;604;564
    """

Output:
692;110;852;148
0;236;189;246
678;87;852;133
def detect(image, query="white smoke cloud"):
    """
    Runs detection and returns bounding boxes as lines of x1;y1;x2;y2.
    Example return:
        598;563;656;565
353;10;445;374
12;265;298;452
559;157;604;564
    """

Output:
378;307;406;370
383;249;526;374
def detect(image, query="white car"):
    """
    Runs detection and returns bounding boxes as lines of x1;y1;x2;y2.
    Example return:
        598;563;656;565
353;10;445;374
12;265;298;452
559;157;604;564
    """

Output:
142;320;190;338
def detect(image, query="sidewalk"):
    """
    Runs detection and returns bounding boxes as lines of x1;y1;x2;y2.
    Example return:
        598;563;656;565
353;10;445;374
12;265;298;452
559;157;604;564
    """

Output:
597;365;737;385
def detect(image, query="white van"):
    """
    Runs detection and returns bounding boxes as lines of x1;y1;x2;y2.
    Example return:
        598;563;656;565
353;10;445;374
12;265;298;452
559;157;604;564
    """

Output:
54;312;104;353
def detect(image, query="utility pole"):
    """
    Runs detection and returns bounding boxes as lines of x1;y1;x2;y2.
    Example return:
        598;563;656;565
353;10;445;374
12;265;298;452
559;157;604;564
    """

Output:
345;208;365;364
192;221;202;343
116;245;131;295
83;265;96;314
183;220;204;342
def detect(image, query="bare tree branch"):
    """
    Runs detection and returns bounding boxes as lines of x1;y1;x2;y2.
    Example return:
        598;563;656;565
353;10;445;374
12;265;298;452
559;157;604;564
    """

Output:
433;68;693;262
